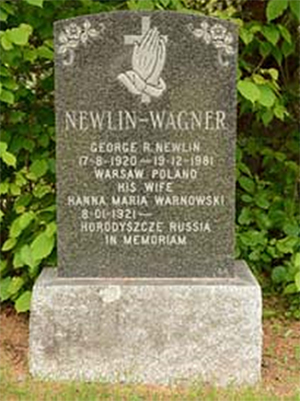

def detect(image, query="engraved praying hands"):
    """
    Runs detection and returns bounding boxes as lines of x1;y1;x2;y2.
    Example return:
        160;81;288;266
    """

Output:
118;17;167;104
132;27;166;87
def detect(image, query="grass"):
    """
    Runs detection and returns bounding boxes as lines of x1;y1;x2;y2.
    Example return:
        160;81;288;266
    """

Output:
1;365;299;401
1;298;300;401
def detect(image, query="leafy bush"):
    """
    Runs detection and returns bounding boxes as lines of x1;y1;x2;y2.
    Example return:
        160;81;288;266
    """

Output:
0;0;299;315
235;0;300;317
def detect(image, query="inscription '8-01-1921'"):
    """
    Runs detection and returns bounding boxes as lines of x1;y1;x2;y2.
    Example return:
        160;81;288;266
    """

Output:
55;11;238;278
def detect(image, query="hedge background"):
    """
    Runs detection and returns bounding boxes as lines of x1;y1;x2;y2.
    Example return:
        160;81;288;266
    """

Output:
0;0;299;316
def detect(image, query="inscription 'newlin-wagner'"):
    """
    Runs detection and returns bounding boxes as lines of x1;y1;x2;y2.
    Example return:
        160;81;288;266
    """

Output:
64;109;227;132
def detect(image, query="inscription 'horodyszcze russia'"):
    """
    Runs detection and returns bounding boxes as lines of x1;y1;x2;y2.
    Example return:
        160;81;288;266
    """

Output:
55;12;237;277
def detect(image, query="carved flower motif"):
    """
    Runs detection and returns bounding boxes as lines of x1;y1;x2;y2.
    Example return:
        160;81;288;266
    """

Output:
214;32;234;55
190;21;211;44
65;23;81;40
223;32;234;54
188;21;235;66
210;24;227;41
58;24;81;55
58;34;76;55
81;20;100;44
58;20;102;65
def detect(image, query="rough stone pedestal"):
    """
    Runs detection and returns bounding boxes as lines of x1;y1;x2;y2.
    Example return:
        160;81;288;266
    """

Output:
29;261;262;386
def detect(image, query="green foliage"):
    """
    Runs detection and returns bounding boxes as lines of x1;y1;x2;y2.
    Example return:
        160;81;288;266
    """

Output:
25;0;44;8
266;0;288;22
15;290;32;313
238;80;261;103
1;0;299;316
0;0;58;312
236;144;300;315
234;0;300;318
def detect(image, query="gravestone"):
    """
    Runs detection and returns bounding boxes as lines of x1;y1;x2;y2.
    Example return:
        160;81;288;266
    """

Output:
29;11;262;386
55;12;236;278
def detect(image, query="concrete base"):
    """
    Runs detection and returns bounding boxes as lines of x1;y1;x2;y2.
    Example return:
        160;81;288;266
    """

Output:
29;261;262;386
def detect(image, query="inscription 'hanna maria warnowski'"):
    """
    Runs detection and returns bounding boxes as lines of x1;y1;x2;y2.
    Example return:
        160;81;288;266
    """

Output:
64;109;227;132
68;194;226;207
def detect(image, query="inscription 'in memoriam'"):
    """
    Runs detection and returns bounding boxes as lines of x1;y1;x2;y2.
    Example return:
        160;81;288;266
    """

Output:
55;11;238;278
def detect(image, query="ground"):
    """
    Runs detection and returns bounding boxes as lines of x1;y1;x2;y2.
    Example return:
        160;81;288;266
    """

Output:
1;297;299;401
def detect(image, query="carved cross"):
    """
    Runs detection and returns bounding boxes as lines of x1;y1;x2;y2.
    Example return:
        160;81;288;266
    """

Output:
124;16;167;45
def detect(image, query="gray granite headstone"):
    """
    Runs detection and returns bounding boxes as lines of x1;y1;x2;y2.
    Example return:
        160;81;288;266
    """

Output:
54;11;238;278
31;12;262;385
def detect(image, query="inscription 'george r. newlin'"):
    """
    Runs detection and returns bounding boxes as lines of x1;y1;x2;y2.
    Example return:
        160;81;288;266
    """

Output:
54;11;238;278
